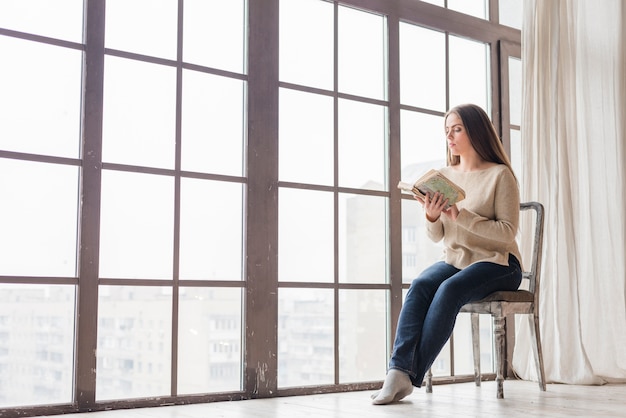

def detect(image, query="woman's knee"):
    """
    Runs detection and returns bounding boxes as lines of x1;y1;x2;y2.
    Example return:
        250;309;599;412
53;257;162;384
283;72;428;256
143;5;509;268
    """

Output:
433;279;470;306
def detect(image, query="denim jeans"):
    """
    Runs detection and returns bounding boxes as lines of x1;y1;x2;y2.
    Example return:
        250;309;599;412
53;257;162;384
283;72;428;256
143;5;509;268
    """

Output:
388;254;522;387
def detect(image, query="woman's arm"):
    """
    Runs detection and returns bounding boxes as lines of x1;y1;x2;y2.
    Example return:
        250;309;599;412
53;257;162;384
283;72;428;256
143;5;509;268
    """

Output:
416;193;446;242
454;169;520;244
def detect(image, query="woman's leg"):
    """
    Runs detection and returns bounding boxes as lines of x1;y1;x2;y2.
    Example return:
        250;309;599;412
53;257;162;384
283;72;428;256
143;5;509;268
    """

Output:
372;261;459;404
373;255;521;404
410;256;522;386
388;262;460;376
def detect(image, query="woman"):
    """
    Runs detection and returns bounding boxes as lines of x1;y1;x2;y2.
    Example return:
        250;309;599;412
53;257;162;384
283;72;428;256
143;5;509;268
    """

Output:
372;103;523;405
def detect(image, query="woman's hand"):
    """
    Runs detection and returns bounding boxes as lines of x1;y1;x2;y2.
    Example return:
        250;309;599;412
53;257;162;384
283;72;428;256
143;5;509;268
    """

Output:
417;192;448;222
415;192;459;222
443;204;459;221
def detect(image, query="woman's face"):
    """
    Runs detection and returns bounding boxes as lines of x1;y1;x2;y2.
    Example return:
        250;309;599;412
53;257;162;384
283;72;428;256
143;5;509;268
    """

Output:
445;112;473;157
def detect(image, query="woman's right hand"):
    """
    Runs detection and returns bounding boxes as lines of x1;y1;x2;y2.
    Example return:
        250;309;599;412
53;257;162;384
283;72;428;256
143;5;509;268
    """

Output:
423;192;448;222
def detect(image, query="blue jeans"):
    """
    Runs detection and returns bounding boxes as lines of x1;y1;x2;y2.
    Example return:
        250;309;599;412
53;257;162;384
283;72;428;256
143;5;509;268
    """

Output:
389;254;522;387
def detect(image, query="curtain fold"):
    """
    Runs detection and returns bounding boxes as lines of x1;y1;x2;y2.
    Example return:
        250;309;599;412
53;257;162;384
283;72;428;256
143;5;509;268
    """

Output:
513;0;626;385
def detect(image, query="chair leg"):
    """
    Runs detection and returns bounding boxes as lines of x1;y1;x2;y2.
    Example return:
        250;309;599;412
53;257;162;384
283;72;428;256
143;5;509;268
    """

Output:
493;314;505;399
425;367;433;393
528;314;547;391
470;313;481;386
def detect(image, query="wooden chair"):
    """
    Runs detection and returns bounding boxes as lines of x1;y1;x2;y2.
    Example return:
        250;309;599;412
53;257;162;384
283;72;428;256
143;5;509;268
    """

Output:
425;201;547;399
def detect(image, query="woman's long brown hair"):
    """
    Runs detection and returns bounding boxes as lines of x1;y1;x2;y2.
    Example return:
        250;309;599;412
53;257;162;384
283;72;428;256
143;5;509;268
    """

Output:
445;103;517;182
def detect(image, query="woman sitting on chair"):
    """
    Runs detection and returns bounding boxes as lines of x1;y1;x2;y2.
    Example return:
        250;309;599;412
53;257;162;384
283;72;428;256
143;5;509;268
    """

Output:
372;103;523;405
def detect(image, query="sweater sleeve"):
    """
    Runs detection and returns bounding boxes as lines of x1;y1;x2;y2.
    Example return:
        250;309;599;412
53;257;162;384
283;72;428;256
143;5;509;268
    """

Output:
426;216;444;243
454;168;520;244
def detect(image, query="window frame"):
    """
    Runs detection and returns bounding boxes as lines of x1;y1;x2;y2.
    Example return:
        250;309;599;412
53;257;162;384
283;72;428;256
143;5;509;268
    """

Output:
0;0;521;415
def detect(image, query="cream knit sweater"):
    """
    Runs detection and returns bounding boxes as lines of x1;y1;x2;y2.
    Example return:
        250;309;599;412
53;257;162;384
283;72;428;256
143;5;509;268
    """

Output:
426;164;523;270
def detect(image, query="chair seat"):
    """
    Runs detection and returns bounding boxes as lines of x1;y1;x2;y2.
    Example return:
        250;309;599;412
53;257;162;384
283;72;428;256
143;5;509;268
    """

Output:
460;290;535;316
470;290;534;303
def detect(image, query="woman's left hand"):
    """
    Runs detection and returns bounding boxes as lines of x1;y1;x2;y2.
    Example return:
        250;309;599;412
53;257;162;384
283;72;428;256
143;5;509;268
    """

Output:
443;204;459;221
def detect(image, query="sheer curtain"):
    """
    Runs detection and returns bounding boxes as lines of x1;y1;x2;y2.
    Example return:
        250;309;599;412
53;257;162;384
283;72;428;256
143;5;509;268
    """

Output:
513;0;626;385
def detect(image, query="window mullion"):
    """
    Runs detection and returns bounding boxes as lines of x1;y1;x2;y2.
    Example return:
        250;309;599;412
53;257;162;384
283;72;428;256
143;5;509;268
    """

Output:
245;0;280;398
75;0;106;409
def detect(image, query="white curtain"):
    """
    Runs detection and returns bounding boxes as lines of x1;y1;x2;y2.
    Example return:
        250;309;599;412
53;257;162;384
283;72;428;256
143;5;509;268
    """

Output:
513;0;626;385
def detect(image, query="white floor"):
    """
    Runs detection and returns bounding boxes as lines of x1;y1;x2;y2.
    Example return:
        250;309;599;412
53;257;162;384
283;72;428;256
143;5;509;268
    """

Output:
41;380;626;418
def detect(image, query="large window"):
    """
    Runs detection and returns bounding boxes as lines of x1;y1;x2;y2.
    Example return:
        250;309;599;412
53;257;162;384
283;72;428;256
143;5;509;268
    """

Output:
0;0;521;414
98;0;248;401
278;2;389;387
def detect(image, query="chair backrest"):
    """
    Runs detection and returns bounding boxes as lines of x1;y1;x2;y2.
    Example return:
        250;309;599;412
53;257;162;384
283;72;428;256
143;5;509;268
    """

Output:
519;202;545;298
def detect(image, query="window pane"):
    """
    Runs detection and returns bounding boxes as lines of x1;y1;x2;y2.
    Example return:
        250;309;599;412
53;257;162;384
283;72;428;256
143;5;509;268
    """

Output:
105;0;177;59
279;0;333;89
448;0;488;20
278;288;334;387
179;179;244;281
96;286;172;400
510;128;522;183
400;110;446;283
449;36;489;110
279;89;334;185
103;56;177;169
0;284;75;408
181;70;245;176
499;0;522;29
99;171;174;279
400;110;446;174
431;340;451;377
401;199;444;283
0;0;83;42
339;194;387;284
399;24;446;112
453;313;475;375
178;287;243;394
420;0;444;6
479;315;494;373
184;0;246;73
451;314;494;375
338;6;386;100
278;189;333;283
0;160;79;277
338;99;387;190
0;37;82;158
509;57;522;126
338;290;387;383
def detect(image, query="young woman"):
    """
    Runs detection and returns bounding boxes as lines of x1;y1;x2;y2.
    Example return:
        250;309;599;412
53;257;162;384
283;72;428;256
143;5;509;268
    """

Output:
372;103;523;405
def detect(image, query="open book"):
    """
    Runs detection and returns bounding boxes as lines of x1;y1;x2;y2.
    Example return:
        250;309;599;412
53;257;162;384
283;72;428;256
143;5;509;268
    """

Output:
397;169;465;208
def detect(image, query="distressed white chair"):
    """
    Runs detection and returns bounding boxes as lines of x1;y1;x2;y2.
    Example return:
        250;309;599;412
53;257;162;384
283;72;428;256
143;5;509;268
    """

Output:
425;201;547;399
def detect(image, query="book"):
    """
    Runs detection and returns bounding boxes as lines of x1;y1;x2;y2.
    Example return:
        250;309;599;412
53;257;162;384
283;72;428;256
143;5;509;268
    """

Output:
397;169;465;208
